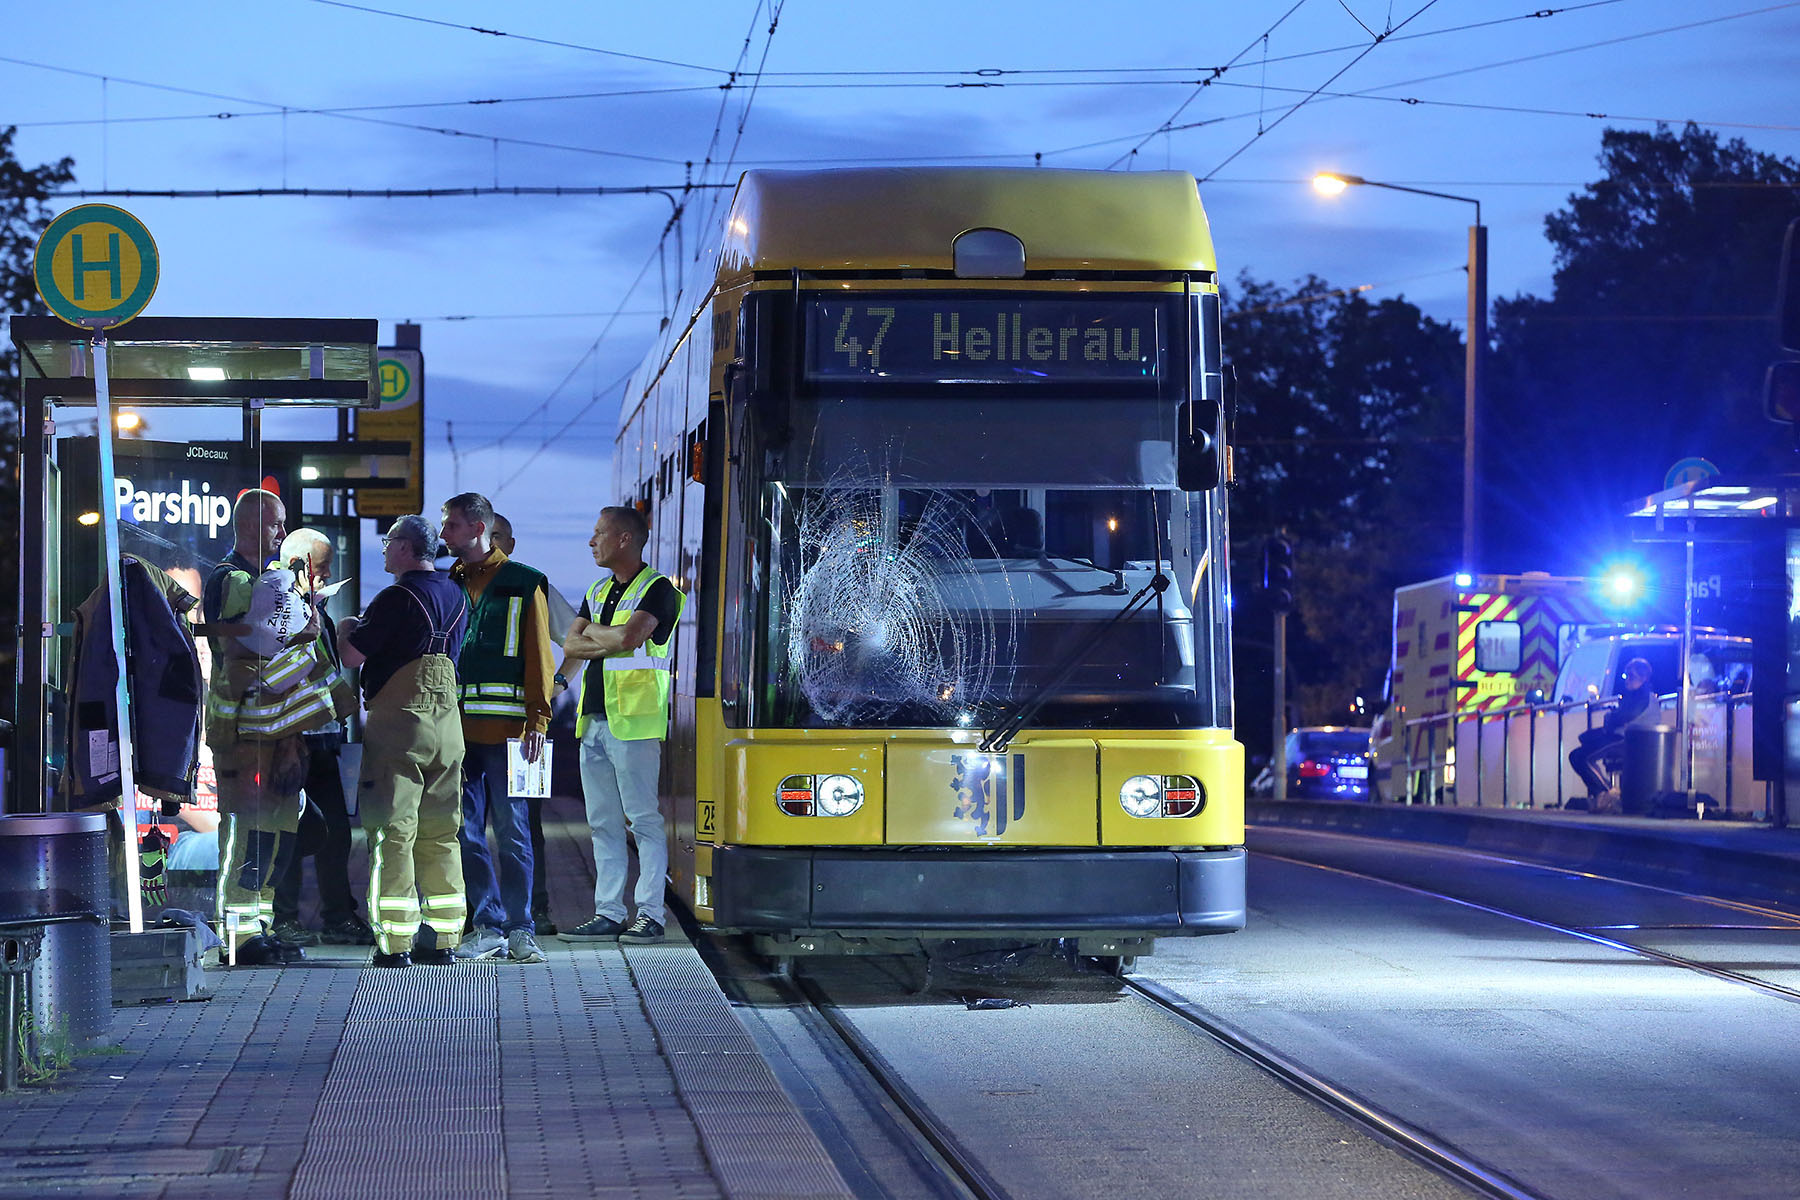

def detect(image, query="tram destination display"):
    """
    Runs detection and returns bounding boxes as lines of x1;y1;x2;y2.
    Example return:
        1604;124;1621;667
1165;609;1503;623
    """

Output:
806;297;1163;382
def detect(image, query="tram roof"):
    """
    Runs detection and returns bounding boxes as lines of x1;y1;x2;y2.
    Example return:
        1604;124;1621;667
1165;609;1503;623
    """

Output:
718;168;1217;279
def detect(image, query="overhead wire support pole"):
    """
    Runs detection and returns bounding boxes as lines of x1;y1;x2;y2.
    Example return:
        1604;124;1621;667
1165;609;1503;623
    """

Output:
91;332;145;933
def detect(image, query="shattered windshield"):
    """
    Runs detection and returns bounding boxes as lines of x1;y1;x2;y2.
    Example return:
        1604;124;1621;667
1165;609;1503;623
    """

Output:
734;466;1229;729
775;482;1195;726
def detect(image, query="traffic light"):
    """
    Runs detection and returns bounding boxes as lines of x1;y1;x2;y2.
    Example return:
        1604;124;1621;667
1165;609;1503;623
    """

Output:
1262;536;1294;612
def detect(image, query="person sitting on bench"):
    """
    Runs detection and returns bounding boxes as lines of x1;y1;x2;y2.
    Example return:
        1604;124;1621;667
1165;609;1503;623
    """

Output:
1567;657;1653;810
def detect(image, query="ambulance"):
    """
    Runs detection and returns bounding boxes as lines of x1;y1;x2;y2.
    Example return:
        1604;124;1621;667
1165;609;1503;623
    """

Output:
1371;572;1620;803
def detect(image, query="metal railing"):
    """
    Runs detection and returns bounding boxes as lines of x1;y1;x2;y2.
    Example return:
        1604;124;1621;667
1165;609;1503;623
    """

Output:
1392;689;1766;819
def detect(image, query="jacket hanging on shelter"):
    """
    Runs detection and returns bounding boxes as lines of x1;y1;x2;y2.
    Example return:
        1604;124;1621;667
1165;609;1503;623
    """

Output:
67;556;203;808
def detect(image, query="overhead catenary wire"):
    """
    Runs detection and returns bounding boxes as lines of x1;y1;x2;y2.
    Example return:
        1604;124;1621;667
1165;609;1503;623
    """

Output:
0;54;690;166
483;0;788;498
1;0;1637;138
1196;0;1446;182
303;0;733;76
686;0;786;261
1073;0;1800;167
49;185;733;199
1107;0;1313;170
491;369;638;498
12;2;1798;175
458;238;666;460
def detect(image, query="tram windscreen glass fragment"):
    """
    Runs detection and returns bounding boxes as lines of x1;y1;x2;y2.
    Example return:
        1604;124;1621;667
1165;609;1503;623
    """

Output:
735;292;1231;730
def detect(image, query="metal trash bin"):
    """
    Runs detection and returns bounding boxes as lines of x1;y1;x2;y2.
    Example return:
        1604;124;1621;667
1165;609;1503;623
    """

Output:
0;813;113;1052
1620;724;1677;816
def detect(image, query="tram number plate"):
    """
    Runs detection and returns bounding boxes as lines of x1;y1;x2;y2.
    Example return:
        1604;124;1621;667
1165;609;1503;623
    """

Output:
697;801;717;840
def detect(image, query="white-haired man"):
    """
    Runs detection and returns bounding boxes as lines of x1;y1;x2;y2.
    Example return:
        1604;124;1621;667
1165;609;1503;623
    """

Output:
269;527;373;947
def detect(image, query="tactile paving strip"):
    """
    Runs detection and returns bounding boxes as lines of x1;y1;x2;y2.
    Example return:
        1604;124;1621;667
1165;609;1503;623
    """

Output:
290;964;505;1200
624;944;855;1200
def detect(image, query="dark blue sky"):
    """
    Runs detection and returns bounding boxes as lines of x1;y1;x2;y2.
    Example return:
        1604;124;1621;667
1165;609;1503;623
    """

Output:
6;0;1797;596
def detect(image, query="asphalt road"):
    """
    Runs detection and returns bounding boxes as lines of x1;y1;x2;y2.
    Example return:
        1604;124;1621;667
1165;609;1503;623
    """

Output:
1134;828;1800;1200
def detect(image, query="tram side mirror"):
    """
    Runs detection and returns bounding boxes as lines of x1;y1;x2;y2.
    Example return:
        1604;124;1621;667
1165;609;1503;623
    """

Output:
1770;219;1800;442
1767;361;1800;426
1177;400;1220;491
1778;217;1800;354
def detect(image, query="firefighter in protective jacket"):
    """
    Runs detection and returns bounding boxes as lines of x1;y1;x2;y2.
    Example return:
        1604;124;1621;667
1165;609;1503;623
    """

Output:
203;489;351;964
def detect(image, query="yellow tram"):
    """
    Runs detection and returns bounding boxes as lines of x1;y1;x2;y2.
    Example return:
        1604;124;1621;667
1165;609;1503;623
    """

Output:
615;168;1244;966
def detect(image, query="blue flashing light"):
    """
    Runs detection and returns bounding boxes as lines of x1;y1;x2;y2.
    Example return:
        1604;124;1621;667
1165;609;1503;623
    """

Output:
1453;572;1473;588
1598;561;1648;608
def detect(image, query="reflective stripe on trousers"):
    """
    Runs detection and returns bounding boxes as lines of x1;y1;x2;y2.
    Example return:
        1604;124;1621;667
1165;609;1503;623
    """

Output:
215;813;285;948
360;654;467;955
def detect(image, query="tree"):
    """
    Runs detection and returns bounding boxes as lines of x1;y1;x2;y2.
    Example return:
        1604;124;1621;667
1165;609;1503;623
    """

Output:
1;127;77;714
1486;125;1800;572
1223;271;1464;749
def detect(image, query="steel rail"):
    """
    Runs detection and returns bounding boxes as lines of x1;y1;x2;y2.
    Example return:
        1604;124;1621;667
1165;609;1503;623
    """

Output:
1252;825;1800;926
1124;975;1546;1200
1256;849;1800;1007
794;975;1011;1200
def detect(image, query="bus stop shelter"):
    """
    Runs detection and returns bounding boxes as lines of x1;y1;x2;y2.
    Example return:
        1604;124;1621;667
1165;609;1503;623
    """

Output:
8;315;382;820
1628;473;1798;826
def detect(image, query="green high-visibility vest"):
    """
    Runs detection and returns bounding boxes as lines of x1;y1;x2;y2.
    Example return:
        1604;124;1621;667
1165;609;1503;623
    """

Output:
456;559;547;721
577;567;685;741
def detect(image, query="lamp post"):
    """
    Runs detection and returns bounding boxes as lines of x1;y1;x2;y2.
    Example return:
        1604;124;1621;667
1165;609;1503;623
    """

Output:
1314;172;1486;570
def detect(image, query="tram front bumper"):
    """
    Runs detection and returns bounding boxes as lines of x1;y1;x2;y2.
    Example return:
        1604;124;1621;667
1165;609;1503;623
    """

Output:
709;846;1245;935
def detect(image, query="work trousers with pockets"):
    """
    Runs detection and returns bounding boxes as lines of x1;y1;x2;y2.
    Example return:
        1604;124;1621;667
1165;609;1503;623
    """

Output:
216;816;288;950
360;655;467;956
273;733;358;928
579;721;667;926
212;738;303;949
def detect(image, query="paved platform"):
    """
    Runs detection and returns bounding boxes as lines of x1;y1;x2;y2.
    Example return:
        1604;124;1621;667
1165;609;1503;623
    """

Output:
1249;798;1800;908
0;798;853;1200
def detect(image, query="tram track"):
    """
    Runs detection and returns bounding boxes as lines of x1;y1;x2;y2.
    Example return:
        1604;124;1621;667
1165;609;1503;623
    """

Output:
1121;974;1543;1200
793;973;1012;1200
1252;844;1800;1008
764;944;1514;1200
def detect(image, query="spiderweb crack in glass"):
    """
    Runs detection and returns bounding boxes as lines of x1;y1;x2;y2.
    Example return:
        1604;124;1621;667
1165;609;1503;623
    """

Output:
786;471;1016;725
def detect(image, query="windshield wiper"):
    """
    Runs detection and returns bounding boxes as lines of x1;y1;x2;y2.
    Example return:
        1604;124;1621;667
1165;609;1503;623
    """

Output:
979;569;1170;754
1052;555;1126;594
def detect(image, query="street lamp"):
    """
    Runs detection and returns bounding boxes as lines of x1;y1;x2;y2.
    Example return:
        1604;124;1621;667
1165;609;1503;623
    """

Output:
1314;172;1487;570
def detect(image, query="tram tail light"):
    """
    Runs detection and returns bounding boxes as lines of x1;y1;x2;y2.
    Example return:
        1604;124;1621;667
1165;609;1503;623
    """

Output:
778;776;815;816
776;773;864;817
1119;774;1205;818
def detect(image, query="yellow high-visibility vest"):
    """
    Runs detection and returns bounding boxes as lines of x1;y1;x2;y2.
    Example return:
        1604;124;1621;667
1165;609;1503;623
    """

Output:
577;568;685;741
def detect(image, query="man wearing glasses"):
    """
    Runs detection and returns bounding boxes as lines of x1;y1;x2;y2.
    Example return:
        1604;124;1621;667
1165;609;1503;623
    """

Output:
338;515;470;967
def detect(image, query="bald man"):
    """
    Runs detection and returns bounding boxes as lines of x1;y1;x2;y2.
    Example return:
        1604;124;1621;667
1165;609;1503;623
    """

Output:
203;490;348;965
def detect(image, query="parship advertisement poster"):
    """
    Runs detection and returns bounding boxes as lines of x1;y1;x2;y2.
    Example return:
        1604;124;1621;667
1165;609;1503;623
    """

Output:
62;438;286;821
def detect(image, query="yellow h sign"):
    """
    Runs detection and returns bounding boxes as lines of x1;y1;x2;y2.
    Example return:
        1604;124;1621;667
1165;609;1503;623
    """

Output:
33;204;160;330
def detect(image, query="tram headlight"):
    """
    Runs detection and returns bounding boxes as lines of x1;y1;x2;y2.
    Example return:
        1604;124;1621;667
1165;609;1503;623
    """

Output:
776;773;864;817
816;774;864;817
1119;775;1163;817
1119;774;1205;818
